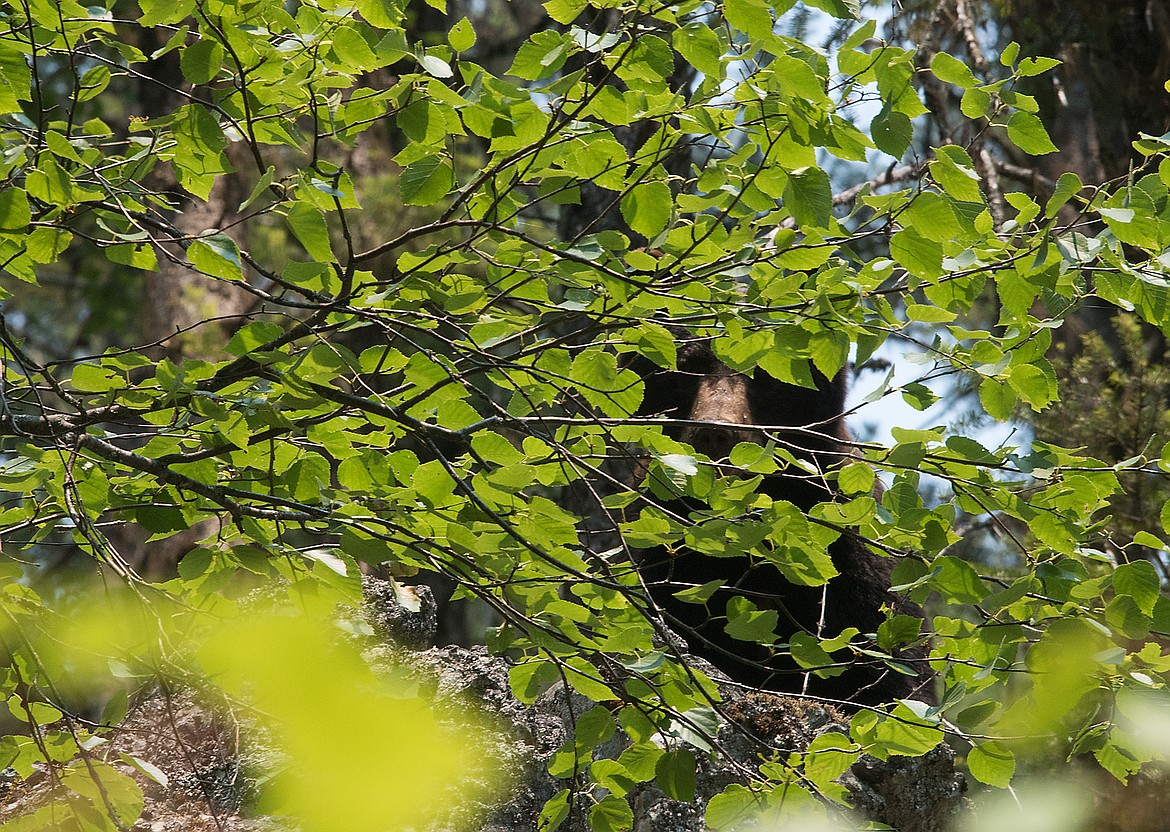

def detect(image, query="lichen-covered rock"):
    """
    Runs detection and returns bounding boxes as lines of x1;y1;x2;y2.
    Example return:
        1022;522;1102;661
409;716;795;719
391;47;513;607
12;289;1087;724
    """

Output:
361;574;438;650
842;743;967;832
361;577;966;832
367;642;566;832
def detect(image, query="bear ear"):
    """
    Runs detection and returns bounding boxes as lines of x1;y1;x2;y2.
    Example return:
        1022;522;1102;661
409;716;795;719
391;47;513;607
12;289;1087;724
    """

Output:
675;337;718;374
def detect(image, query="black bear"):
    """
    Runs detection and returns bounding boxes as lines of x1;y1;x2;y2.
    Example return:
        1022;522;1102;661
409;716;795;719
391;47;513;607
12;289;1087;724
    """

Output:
629;334;933;707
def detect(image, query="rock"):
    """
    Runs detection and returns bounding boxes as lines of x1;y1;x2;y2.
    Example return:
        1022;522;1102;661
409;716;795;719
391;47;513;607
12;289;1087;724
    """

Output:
842;743;967;832
361;574;438;649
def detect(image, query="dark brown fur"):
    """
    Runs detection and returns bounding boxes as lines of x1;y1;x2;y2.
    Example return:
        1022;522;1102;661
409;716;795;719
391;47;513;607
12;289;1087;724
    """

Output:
631;337;933;707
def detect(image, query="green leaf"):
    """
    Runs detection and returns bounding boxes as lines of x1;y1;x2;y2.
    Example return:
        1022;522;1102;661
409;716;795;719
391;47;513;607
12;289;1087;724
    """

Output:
1044;171;1082;218
802;0;859;18
412;459;456;507
768;540;839;587
841;18;877;53
590;795;633;832
906;303;956;323
851;706;944;758
1017;56;1061;77
622;514;677;548
931;555;988;604
838;462;875;495
1106;595;1149;638
931;52;977;88
76;65;111;102
226;321;284;357
102;690;130;726
877;614;923;652
902;190;963;243
805;733;860;785
783;166;832;229
471;432;526;466
571;705;616;751
399;99;440;144
509;31;571;80
564;657;615;701
724;597;778;643
901;382;941;410
171;105;233;200
591;760;638;797
449;17;476;52
538;790;571;832
931;145;984;203
620;180;672;238
1160;499;1170;539
106;242;156;270
705;785;760;830
723;0;774;43
332;25;380;71
400;157;454;205
45;130;81;162
627;322;677;370
197;613;473;829
570;349;642;416
673;23;723;77
0;42;32;113
373;30;410;66
70;365;120;393
139;0;195;26
188;231;243;280
960;86;992;118
180;38;223;85
76;463;110;511
356;0;404;28
1007;111;1059;155
544;0;588;24
287;203;333;262
889;227;943;280
673;579;725;605
1094;742;1142;783
8;696;62;725
810;331;849;379
790;631;840;676
967;741;1015;787
240;166;277;211
655;749;696;802
618;743;663;781
0;187;30;234
773;54;826;104
1006;361;1054;409
60;761;143;826
1113;560;1160;617
26;156;75;207
872;107;912;158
